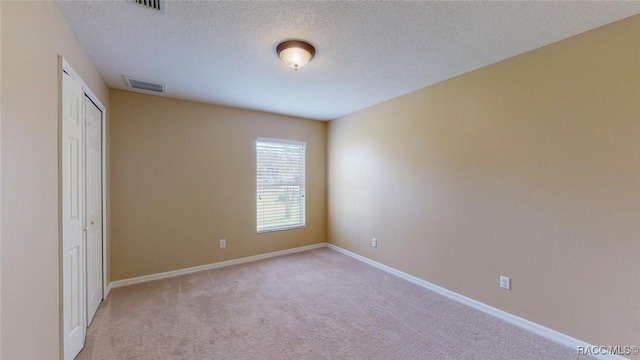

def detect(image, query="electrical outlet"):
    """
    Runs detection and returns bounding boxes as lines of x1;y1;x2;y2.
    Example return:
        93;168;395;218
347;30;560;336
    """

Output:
371;238;377;248
219;239;226;249
500;276;511;290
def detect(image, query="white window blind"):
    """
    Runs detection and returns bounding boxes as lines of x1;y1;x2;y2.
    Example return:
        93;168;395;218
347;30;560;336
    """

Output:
256;138;306;233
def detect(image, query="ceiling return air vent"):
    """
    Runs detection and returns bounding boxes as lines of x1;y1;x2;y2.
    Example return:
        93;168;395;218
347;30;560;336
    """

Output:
124;75;166;94
128;0;165;13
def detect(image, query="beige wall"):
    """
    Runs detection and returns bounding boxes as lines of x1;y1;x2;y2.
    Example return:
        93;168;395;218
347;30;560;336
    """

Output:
328;15;640;348
0;2;109;359
0;2;3;356
109;90;327;281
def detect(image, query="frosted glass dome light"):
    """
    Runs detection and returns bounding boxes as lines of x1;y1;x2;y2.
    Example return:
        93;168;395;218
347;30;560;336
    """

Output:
277;40;315;71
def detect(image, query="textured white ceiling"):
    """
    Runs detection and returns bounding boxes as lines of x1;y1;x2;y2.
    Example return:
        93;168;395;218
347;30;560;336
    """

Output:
56;1;640;121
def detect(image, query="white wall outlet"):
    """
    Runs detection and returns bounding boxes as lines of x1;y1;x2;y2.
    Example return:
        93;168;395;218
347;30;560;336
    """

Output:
219;239;226;249
500;276;511;290
371;238;377;248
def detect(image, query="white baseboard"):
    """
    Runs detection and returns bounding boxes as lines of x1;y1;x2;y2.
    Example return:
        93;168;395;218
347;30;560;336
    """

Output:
104;283;112;299
326;244;625;360
107;241;624;359
109;243;327;289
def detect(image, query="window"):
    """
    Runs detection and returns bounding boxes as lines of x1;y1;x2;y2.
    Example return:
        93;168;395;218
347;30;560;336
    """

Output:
256;138;306;233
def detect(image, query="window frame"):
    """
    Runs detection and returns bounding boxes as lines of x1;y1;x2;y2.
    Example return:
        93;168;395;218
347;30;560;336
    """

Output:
255;137;306;233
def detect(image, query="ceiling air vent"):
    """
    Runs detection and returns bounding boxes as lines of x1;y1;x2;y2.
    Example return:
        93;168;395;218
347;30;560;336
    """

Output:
124;76;166;94
129;0;165;13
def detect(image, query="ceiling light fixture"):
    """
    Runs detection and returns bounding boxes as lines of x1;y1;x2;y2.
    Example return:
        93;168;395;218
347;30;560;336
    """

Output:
276;40;315;71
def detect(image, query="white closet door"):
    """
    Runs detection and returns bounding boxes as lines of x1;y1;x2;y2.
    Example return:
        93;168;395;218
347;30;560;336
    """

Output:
62;72;86;360
85;95;103;325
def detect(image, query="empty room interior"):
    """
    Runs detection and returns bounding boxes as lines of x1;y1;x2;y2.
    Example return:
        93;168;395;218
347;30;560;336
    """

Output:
1;1;639;359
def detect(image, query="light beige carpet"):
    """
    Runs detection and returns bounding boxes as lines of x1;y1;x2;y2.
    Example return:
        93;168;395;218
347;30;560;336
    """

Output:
77;248;589;359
